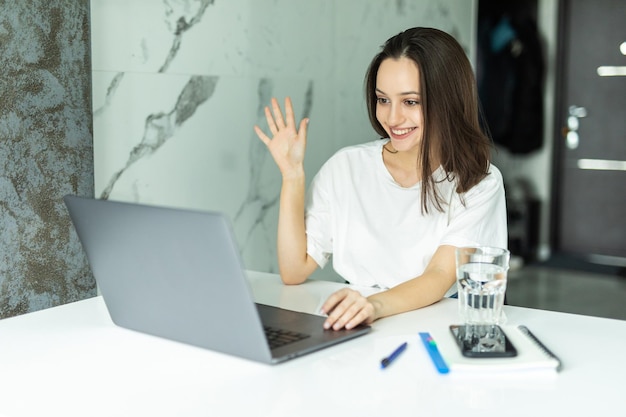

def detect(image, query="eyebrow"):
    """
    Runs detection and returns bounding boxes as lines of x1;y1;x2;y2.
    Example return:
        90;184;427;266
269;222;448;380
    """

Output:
375;88;420;96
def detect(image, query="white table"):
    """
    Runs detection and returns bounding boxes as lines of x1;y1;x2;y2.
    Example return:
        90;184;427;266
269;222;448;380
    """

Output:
0;271;624;417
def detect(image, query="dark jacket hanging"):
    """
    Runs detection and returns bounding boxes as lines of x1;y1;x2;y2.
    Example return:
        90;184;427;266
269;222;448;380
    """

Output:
477;14;545;154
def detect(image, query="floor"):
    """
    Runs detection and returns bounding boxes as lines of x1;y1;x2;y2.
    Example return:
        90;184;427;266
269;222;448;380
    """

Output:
507;260;626;321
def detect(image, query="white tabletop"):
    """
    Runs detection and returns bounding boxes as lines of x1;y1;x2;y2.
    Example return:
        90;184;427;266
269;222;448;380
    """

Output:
0;270;624;417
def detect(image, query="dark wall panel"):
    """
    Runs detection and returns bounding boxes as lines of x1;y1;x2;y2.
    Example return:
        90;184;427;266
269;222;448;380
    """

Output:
0;0;95;318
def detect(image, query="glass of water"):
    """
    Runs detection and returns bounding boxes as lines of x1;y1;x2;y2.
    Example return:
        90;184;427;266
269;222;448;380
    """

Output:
456;246;510;325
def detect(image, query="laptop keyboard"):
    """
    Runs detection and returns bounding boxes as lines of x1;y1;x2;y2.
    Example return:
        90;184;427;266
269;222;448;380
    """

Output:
264;325;310;349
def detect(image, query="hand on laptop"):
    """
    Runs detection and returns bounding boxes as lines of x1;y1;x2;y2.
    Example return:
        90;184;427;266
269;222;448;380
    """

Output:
321;288;377;330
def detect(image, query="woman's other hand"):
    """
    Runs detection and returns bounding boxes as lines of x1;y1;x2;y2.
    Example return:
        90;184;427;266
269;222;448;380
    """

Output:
254;97;309;179
320;288;378;330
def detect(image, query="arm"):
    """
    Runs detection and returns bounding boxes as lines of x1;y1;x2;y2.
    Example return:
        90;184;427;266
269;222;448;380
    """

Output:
321;245;457;330
254;97;318;284
321;165;507;329
276;172;318;284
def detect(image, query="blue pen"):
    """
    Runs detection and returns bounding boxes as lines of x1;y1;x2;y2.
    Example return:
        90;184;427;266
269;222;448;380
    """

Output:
419;332;450;374
380;342;408;369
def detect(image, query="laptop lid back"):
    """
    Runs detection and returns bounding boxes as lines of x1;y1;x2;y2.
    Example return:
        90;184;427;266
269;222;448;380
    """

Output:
64;195;273;363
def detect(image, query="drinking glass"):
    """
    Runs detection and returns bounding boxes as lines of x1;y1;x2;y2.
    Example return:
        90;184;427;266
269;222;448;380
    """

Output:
456;246;510;325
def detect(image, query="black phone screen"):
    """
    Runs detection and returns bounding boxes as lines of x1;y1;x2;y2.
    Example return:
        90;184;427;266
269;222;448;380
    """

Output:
449;324;518;358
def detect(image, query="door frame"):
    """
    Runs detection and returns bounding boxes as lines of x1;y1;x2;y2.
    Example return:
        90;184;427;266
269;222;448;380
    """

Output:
549;0;568;257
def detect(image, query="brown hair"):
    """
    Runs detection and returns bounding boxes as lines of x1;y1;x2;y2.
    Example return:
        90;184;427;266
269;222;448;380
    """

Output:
365;27;492;213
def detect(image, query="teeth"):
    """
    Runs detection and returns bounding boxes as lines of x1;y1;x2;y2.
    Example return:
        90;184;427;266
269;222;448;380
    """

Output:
392;128;413;135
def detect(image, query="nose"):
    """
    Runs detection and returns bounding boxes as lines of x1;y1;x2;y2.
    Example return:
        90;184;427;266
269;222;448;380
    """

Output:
388;103;404;125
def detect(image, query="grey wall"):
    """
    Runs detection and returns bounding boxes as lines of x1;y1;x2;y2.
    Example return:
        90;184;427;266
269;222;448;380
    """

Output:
0;0;95;318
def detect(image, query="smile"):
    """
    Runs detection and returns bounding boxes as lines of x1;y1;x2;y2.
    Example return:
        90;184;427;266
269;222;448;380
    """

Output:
391;127;415;136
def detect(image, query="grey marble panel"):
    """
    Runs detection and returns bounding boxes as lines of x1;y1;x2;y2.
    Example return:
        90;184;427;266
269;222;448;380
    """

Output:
0;0;95;318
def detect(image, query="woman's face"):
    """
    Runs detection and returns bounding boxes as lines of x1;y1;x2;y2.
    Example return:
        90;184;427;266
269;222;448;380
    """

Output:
375;57;424;153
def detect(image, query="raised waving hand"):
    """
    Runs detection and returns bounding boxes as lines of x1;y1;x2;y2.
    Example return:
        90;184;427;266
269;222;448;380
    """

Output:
254;97;309;178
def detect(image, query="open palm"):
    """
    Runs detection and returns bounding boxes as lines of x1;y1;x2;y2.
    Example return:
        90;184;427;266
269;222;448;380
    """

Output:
254;97;309;178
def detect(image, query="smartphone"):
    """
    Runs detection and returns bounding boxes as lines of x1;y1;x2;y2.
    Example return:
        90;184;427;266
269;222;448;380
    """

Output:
449;324;517;358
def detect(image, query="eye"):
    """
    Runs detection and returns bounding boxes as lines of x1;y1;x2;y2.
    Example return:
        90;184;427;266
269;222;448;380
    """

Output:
405;99;420;106
376;97;389;105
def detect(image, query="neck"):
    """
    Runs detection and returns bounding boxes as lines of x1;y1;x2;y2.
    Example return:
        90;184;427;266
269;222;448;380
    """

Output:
382;142;421;187
383;142;421;170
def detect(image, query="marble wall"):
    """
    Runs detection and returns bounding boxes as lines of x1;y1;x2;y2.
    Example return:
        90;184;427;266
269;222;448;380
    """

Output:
0;1;95;318
91;0;475;282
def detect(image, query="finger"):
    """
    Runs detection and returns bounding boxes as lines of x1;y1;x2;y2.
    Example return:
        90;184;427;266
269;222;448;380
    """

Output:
344;305;373;330
322;301;345;330
264;106;278;135
271;97;286;129
253;125;270;146
284;97;296;128
322;289;355;330
331;300;365;331
324;304;348;330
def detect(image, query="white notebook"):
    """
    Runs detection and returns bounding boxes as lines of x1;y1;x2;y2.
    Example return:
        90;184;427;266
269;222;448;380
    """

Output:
436;325;562;373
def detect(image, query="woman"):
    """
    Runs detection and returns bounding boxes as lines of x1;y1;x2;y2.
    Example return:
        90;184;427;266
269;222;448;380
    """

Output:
254;27;507;331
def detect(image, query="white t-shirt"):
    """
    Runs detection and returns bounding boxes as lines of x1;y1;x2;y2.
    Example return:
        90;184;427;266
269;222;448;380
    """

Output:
305;139;507;295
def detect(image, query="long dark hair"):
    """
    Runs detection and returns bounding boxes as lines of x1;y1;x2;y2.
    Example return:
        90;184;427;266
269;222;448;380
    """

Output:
365;27;492;213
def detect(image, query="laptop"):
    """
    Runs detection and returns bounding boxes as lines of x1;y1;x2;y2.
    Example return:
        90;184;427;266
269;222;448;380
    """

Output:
64;195;370;364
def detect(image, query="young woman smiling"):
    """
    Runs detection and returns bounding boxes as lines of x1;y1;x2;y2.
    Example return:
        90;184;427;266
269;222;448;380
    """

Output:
254;27;507;330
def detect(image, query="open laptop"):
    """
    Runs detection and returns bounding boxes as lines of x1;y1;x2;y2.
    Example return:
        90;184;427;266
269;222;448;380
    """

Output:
64;195;370;364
